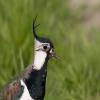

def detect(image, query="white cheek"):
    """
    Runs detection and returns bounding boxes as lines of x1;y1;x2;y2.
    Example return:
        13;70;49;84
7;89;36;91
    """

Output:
33;51;47;70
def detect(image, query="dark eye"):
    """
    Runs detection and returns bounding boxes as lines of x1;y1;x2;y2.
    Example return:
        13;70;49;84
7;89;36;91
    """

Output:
43;46;47;50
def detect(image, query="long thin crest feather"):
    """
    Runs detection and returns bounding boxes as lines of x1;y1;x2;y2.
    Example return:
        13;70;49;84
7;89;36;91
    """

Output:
33;16;40;39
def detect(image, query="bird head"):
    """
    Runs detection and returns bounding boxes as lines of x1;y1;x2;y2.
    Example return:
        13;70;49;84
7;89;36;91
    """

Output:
33;18;57;59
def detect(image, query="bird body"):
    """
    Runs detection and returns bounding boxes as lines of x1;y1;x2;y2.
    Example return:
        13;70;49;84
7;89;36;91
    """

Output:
0;19;56;100
18;80;33;100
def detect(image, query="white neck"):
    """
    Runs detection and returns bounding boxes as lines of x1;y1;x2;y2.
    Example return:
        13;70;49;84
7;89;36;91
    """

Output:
33;51;47;70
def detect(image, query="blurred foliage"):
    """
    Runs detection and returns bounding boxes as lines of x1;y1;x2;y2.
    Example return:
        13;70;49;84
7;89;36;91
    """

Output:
0;0;100;100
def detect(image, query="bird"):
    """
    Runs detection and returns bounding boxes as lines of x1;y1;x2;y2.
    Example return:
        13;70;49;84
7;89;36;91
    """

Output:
0;18;57;100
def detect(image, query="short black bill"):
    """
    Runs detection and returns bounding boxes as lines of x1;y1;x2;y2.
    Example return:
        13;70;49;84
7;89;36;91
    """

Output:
49;49;58;59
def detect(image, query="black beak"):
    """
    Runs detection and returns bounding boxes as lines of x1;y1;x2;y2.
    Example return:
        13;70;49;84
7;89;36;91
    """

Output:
50;49;58;59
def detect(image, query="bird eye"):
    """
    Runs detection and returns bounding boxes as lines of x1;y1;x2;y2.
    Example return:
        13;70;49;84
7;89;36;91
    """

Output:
43;45;47;50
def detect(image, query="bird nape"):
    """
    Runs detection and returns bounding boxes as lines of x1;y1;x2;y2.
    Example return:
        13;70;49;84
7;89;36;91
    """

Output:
0;18;57;100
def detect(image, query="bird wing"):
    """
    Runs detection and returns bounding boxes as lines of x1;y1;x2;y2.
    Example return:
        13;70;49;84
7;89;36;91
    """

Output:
0;65;32;100
0;80;24;100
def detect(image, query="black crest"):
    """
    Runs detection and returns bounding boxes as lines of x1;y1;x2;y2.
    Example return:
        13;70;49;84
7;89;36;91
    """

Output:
33;16;40;39
32;17;53;48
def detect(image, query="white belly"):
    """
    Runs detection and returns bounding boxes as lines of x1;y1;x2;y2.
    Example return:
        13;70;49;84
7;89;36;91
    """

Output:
19;80;34;100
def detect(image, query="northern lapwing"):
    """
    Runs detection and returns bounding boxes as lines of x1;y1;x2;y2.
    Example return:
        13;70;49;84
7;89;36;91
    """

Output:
0;18;57;100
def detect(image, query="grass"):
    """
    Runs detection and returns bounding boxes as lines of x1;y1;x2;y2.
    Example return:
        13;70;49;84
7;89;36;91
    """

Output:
0;0;100;100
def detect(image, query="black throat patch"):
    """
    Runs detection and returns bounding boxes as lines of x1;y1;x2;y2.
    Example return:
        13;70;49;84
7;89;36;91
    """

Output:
23;58;49;100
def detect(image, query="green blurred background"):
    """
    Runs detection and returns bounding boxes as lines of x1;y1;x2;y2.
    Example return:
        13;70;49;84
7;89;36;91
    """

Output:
0;0;100;100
